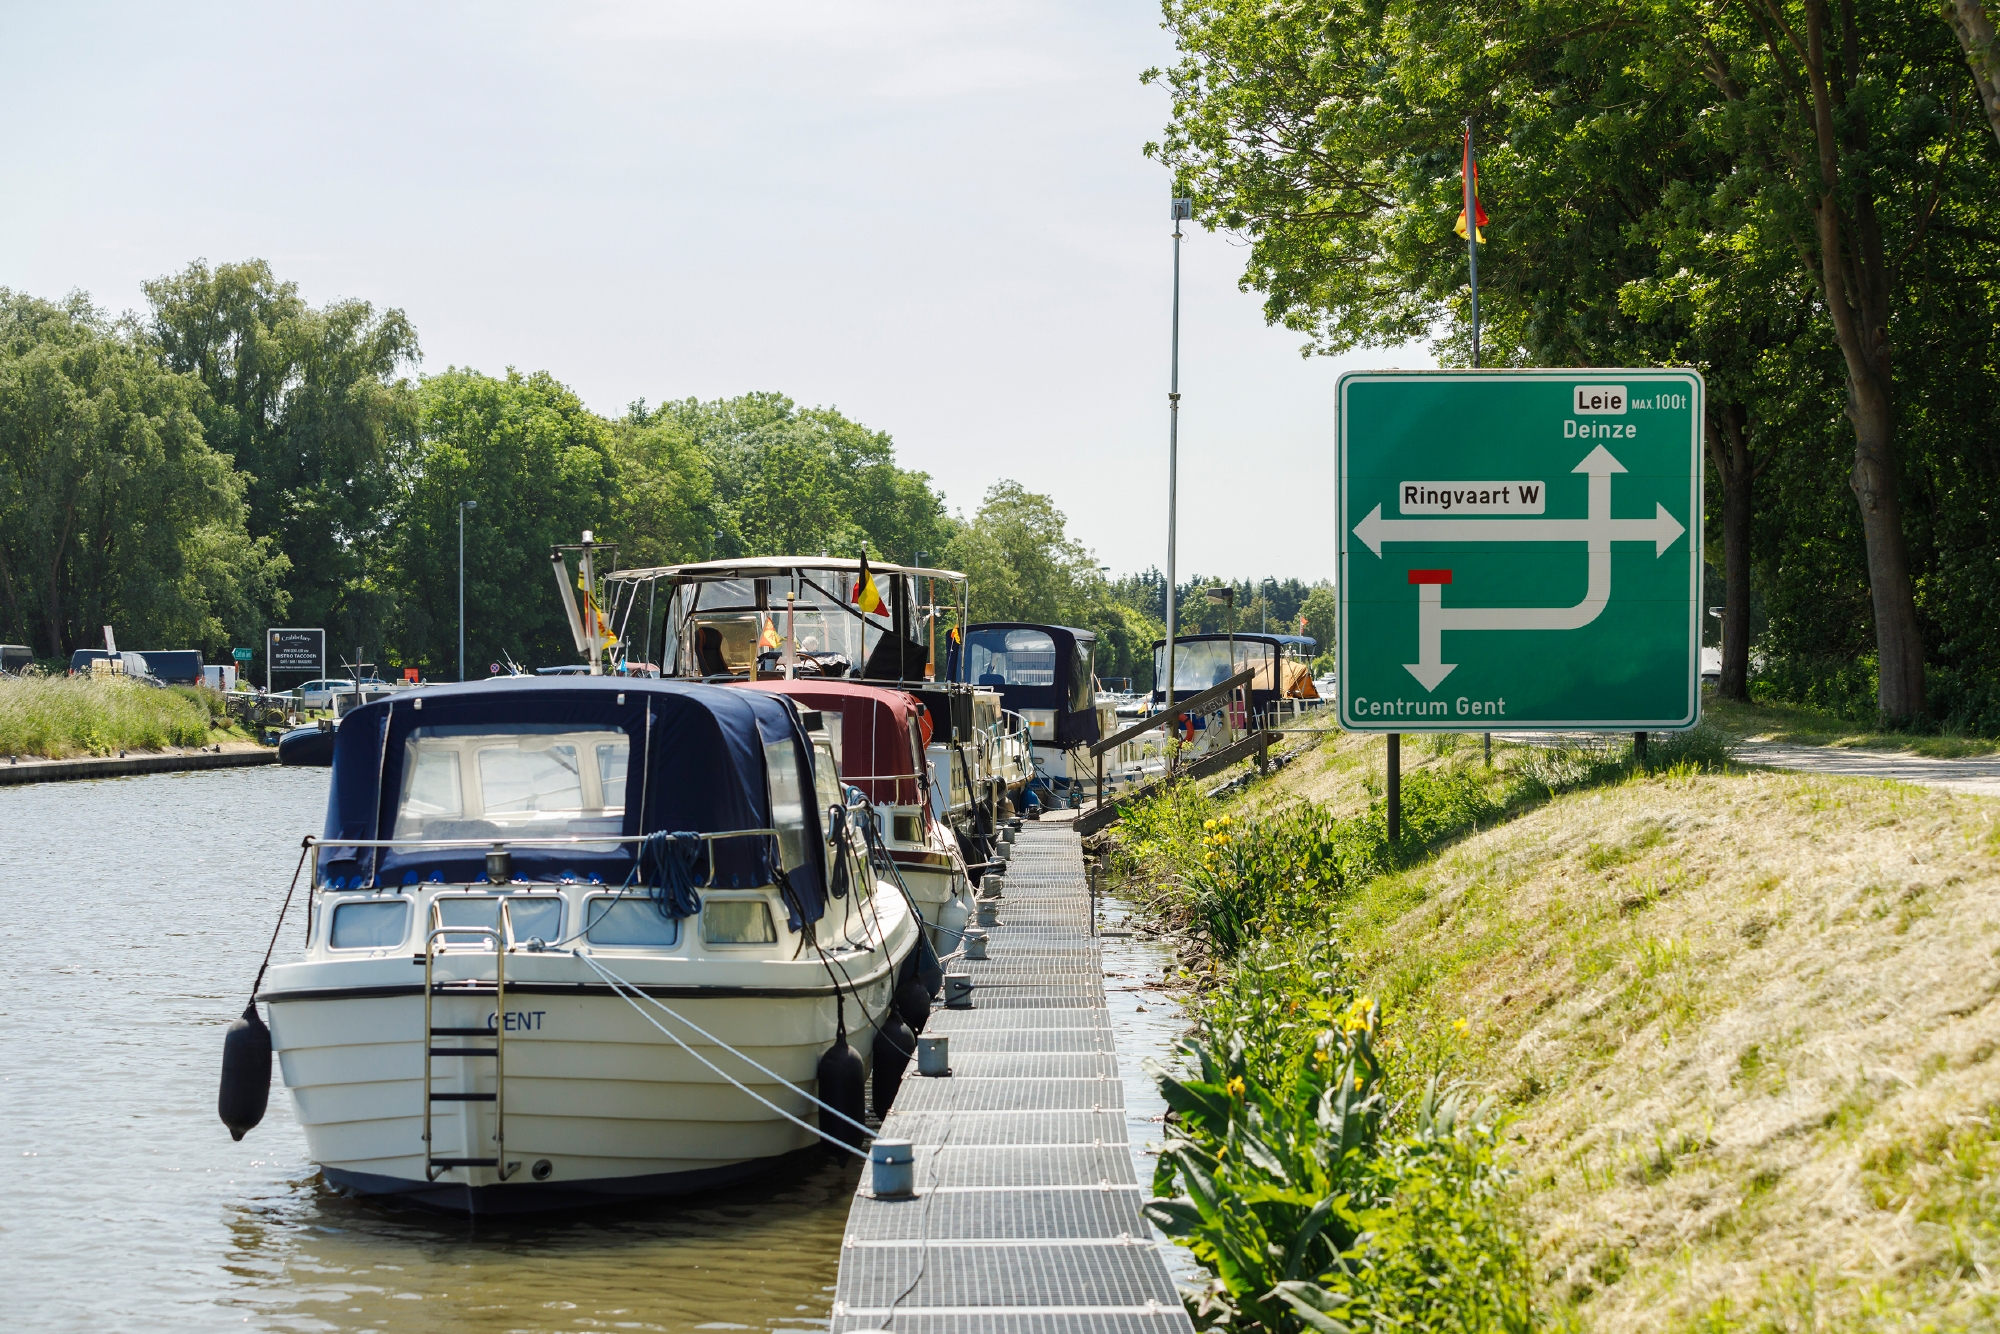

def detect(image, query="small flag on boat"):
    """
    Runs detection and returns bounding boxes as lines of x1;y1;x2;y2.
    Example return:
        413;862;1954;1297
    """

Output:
759;615;782;650
852;553;885;615
1454;127;1487;243
579;569;619;648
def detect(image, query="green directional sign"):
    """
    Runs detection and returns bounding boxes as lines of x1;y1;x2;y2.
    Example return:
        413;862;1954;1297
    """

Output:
1337;369;1703;732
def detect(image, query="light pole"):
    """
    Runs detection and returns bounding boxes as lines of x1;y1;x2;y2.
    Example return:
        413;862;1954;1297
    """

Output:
458;499;477;682
1165;196;1192;714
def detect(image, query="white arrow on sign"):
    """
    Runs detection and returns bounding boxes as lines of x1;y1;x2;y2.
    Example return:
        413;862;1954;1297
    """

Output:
1350;446;1687;691
1354;446;1685;557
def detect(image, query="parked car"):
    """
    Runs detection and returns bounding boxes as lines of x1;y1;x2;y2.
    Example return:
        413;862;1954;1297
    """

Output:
292;678;394;709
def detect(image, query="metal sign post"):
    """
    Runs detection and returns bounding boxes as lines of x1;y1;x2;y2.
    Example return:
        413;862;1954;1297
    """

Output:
1338;370;1702;731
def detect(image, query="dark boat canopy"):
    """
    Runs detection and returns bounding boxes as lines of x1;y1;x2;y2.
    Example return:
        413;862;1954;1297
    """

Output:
317;677;831;925
958;623;1100;747
1152;632;1320;704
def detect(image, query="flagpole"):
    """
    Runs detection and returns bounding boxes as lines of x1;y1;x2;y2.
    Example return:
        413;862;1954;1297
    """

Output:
1465;116;1492;768
1464;116;1480;370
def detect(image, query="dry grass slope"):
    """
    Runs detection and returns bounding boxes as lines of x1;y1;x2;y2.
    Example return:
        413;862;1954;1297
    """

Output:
1207;728;2000;1330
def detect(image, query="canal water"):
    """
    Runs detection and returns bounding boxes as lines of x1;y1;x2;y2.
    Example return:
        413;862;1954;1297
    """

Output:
0;770;1195;1330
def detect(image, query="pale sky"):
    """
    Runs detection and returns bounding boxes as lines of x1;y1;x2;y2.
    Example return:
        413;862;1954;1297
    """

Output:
0;1;1429;583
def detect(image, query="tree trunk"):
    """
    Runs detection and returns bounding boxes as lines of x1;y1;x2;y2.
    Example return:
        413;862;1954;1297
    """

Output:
1706;402;1755;701
1846;374;1928;720
1945;0;2000;149
1802;0;1928;723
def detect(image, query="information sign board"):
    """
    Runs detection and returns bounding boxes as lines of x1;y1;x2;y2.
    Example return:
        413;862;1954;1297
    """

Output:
266;628;325;693
232;647;253;662
1337;370;1703;731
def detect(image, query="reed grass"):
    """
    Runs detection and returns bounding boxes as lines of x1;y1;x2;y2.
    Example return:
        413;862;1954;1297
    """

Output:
0;676;212;758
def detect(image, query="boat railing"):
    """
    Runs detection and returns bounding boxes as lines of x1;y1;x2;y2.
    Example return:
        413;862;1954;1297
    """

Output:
308;829;782;892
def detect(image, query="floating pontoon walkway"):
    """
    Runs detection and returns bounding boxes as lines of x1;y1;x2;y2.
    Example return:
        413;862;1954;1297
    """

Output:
830;820;1194;1332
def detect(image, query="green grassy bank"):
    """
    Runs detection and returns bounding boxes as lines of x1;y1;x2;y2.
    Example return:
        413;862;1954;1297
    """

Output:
1109;723;2000;1332
0;677;228;758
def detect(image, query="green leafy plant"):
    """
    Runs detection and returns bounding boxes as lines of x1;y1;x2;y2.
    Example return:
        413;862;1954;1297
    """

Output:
1147;1002;1534;1332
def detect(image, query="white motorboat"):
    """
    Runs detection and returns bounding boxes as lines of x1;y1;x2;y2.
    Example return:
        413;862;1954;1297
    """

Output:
960;622;1105;810
245;676;926;1214
591;556;1012;859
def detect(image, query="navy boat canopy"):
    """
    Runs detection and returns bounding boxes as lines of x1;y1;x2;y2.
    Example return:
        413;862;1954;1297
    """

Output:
317;677;830;925
958;623;1100;747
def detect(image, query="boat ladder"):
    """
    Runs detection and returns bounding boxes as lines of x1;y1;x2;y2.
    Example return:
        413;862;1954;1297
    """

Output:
421;914;518;1182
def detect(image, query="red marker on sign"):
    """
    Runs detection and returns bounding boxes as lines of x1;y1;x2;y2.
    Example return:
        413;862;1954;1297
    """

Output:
1407;569;1453;585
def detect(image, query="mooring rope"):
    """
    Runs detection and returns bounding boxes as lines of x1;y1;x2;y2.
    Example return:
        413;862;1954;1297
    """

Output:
571;949;874;1155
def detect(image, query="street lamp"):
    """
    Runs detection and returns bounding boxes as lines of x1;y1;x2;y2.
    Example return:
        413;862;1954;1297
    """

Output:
1165;196;1193;713
459;499;477;682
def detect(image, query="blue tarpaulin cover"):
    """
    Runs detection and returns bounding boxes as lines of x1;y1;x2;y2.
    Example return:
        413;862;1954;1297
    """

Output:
316;678;829;924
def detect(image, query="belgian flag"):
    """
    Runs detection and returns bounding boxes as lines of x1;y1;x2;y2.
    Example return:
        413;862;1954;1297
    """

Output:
1454;126;1488;243
852;552;885;615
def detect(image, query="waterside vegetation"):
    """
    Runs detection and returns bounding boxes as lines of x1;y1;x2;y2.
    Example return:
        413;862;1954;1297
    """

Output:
1113;723;2000;1330
0;677;236;759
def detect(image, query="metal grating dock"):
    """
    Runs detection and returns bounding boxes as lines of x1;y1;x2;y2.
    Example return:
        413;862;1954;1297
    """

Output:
831;821;1193;1333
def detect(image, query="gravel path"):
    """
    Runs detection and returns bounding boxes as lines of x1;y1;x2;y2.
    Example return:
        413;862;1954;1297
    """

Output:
1732;741;2000;797
1488;729;2000;797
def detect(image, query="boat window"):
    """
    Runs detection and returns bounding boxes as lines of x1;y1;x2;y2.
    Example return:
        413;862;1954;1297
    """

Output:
965;628;1057;687
392;725;628;846
404;748;463;820
584;896;681;946
765;740;808;871
688;613;763;674
703;898;778;945
435;895;564;947
597;743;628;809
1070;640;1095;712
481;742;583;814
811;737;842;818
329;899;410;950
1156;640;1240;692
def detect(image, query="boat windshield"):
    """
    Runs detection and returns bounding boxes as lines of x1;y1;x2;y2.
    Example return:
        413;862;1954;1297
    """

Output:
657;567;964;682
392;724;629;849
966;628;1056;686
1154;640;1279;694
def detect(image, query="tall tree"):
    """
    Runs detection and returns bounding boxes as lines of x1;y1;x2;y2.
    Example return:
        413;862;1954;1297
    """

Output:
659;392;953;564
0;291;286;656
1945;0;2000;146
1150;0;1999;724
608;404;717;569
390;368;618;675
946;481;1163;688
146;260;419;654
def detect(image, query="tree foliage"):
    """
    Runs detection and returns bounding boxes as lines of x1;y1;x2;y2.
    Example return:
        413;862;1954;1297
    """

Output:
146;259;420;655
1148;0;2000;729
948;482;1165;689
0;291;286;657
